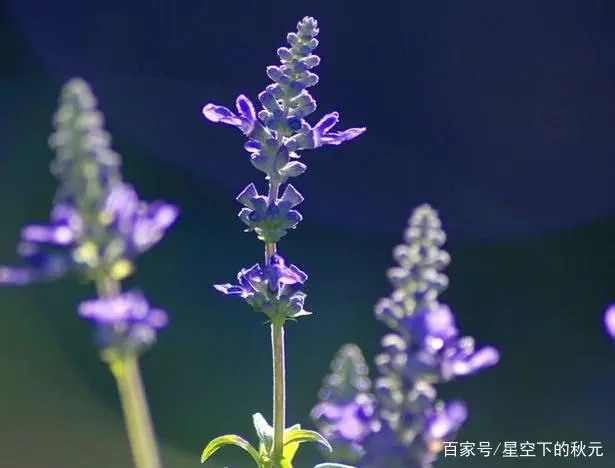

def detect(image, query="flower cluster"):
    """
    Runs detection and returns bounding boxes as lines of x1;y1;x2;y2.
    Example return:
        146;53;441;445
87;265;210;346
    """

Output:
203;16;365;246
214;253;310;322
311;344;376;464
312;205;500;468
80;289;168;352
0;78;178;352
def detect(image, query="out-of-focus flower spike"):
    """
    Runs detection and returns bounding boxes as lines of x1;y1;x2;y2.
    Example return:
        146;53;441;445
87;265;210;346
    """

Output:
1;78;178;292
311;344;375;464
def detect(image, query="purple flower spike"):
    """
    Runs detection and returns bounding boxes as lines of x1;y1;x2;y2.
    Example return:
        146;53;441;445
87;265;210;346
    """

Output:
0;79;179;288
202;16;365;195
604;304;615;340
311;344;375;464
314;205;499;468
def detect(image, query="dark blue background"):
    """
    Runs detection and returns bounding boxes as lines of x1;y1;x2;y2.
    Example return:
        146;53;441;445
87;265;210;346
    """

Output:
0;1;614;467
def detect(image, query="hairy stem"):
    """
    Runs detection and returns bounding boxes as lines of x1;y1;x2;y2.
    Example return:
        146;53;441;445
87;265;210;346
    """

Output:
271;320;286;463
96;278;163;468
266;179;286;464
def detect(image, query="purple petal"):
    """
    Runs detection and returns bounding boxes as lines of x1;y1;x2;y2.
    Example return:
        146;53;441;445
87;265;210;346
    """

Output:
79;297;130;324
279;161;307;178
604;305;615;339
148;202;179;229
279;184;304;208
265;66;289;85
244;140;261;153
236;183;259;208
51;204;83;232
426;401;468;440
147;308;168;328
320;127;367;146
0;266;43;285
240;264;263;283
276;47;293;61
235;94;256;122
288;264;308;283
314;112;339;134
202;103;243;127
213;283;245;296
21;224;75;246
131;202;178;251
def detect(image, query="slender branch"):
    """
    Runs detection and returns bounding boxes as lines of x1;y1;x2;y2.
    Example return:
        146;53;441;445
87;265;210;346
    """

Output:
96;278;163;468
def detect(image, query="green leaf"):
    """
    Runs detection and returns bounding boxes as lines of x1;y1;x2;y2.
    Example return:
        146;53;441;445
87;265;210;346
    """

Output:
253;413;274;442
252;412;274;455
283;428;333;454
200;434;261;466
282;440;299;462
280;423;302;462
288;309;312;319
284;423;301;433
313;464;357;468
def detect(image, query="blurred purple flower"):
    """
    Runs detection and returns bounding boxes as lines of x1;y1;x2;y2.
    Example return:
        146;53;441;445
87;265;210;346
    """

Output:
79;289;168;350
0;78;178;286
604;305;615;340
311;344;376;463
313;205;499;468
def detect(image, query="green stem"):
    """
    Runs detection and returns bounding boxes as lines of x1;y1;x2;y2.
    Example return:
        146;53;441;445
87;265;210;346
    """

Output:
266;179;286;465
270;320;286;464
96;278;163;468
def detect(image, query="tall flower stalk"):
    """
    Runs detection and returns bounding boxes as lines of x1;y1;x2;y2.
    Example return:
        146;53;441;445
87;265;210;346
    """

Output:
200;16;365;468
0;79;178;468
311;205;499;468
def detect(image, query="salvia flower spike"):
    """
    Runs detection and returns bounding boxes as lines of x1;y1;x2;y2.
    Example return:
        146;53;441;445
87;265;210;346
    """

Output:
312;205;500;468
200;17;365;468
0;78;179;468
0;78;178;351
203;16;365;245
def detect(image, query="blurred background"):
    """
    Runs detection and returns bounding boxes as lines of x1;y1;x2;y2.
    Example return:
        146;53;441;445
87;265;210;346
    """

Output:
1;1;614;467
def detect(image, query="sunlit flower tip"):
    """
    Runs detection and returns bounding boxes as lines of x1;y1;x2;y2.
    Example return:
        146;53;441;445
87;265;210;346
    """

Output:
604;305;615;339
297;16;319;37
